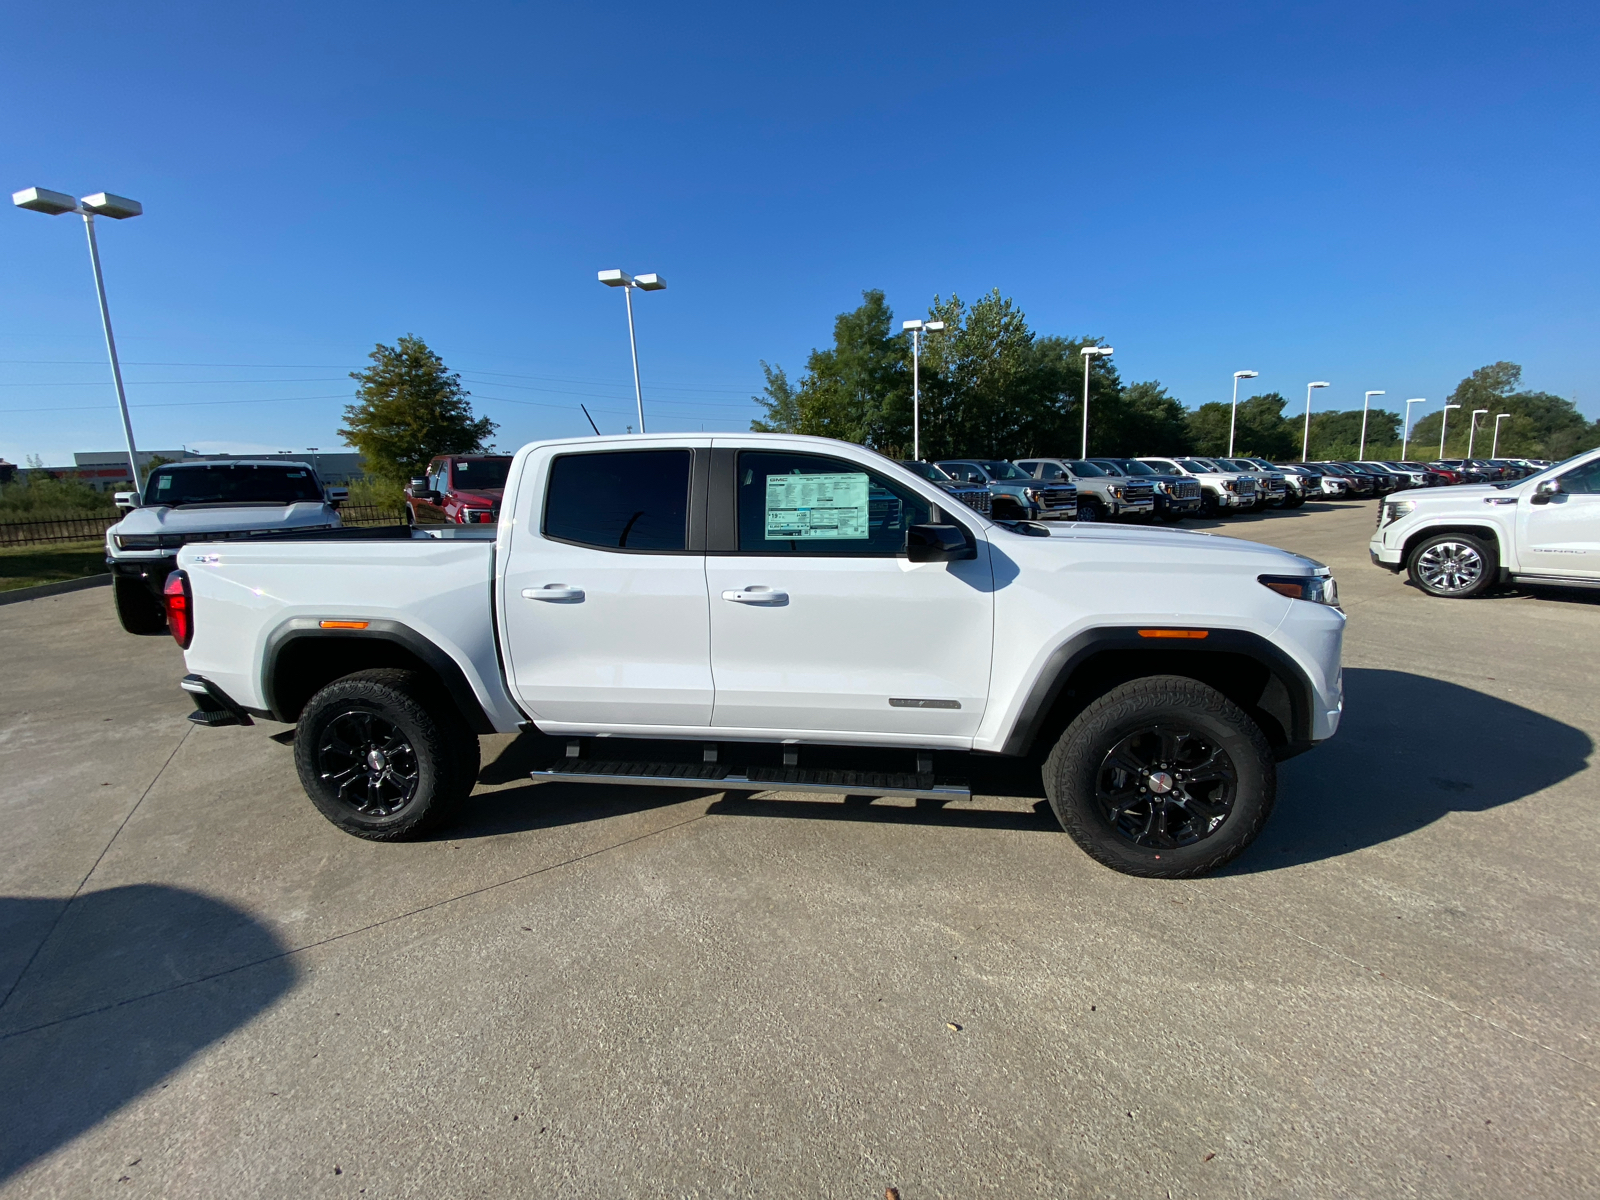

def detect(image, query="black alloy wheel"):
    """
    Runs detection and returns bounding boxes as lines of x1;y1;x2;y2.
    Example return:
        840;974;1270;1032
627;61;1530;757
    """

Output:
316;709;420;817
1095;725;1236;849
1042;675;1276;877
1076;500;1102;522
294;668;479;839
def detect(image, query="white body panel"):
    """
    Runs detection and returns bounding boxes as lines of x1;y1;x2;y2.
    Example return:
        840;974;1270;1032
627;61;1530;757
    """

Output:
178;433;1347;755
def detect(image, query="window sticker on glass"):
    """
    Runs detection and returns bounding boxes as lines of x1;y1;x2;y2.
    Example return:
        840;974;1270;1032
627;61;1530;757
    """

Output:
764;472;870;539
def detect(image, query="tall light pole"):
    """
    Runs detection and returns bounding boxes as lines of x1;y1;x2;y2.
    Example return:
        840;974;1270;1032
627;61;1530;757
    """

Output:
1439;403;1461;458
1401;398;1425;460
13;187;144;488
1466;408;1489;458
1080;345;1115;458
1301;381;1330;461
1492;413;1510;458
902;319;947;460
597;269;666;433
1359;390;1385;459
1227;370;1259;457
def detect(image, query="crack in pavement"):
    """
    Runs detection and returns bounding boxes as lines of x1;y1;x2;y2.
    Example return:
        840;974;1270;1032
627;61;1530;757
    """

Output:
0;725;194;1015
0;807;711;1042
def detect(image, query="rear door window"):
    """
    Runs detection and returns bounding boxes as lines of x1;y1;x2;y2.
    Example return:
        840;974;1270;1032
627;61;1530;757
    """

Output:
544;449;691;551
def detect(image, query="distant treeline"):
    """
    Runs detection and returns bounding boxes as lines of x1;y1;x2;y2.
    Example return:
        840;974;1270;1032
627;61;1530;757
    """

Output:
752;290;1600;462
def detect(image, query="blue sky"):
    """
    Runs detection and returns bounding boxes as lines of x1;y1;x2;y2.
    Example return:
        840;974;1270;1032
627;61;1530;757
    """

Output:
2;1;1595;465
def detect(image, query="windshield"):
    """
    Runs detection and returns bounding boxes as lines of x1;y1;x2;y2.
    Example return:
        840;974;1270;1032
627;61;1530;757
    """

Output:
977;461;1032;481
1176;460;1215;474
901;460;954;482
1218;459;1256;471
144;464;323;507
452;458;512;489
1062;460;1107;477
1108;459;1158;475
1086;460;1127;475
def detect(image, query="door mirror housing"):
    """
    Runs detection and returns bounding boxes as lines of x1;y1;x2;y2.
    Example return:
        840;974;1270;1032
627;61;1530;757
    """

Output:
325;486;349;509
112;490;140;511
1531;478;1561;504
906;523;976;562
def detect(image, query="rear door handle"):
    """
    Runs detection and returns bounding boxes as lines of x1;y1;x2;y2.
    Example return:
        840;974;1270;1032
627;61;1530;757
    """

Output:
523;585;584;602
722;587;788;606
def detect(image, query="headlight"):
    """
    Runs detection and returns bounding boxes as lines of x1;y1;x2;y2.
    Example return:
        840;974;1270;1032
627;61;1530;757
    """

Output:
1221;479;1236;492
1023;487;1041;502
1259;573;1340;607
1107;484;1124;498
1383;499;1415;525
1153;480;1169;493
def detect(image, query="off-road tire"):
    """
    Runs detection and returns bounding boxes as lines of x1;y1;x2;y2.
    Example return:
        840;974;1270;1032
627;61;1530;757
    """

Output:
1199;493;1220;517
294;668;479;840
1406;532;1497;599
1042;675;1276;878
1076;500;1103;523
113;575;169;635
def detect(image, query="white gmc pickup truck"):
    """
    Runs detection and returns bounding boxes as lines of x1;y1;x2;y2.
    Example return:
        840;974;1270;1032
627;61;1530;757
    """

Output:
167;434;1345;878
1369;447;1600;597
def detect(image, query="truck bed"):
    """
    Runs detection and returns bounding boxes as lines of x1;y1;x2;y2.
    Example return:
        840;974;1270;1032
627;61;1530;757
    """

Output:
177;524;521;730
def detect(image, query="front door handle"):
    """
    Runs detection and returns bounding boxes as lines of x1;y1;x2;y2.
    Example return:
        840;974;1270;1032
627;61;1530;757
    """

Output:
523;585;584;602
722;587;788;606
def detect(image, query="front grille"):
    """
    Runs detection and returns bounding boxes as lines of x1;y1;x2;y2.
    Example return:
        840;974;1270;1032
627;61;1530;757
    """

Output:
1236;478;1258;495
1037;487;1076;508
952;489;992;516
1123;484;1154;501
1174;480;1200;500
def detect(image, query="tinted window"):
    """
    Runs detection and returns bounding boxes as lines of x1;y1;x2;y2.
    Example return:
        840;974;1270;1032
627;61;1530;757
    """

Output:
1088;460;1129;476
1177;460;1214;474
738;451;931;555
977;461;1031;480
1032;462;1064;480
145;464;323;507
1558;458;1600;495
452;458;512;489
544;450;690;551
1112;459;1158;475
936;462;987;484
1064;460;1107;477
900;460;952;482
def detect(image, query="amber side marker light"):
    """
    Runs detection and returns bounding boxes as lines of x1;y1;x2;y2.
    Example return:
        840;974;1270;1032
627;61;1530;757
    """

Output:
319;620;370;630
1137;629;1209;639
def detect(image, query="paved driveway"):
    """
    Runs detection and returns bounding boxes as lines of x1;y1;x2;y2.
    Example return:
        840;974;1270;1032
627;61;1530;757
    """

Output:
2;501;1595;1198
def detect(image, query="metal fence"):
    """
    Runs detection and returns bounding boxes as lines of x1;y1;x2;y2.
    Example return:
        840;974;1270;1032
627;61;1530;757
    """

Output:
0;504;407;548
0;515;119;547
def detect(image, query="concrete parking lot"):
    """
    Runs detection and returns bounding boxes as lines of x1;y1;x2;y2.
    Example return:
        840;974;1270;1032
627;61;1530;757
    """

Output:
2;499;1595;1199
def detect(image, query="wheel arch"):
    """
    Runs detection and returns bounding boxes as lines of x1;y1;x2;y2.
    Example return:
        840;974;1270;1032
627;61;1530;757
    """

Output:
1400;522;1505;567
997;628;1316;762
263;619;494;732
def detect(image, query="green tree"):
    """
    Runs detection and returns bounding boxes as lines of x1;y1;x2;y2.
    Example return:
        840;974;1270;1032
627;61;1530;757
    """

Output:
1188;392;1299;460
1407;362;1600;459
750;291;910;448
1304;408;1401;460
1098;380;1193;456
340;335;496;484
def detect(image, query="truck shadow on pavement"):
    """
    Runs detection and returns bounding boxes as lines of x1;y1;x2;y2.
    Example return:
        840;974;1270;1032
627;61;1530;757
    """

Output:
0;885;297;1184
1228;666;1592;872
458;667;1588;871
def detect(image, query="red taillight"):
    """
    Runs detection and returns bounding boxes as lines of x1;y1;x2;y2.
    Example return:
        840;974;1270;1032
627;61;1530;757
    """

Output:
163;571;193;648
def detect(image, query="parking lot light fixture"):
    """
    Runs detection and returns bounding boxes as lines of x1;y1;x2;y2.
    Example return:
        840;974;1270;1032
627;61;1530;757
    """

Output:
1492;413;1510;458
13;185;145;488
1440;403;1461;458
1080;345;1114;458
1301;382;1330;461
1359;390;1385;459
597;268;666;433
1228;370;1259;458
1401;398;1425;460
903;318;947;460
1466;408;1489;459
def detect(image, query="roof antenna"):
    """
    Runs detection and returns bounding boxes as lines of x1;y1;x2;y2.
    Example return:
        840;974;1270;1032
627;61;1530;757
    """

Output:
580;404;602;436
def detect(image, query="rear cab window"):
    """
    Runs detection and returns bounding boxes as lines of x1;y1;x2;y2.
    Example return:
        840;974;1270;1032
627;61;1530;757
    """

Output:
544;449;691;551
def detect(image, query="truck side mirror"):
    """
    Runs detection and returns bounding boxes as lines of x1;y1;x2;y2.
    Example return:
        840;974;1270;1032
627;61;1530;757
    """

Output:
408;477;433;500
326;486;349;509
1531;478;1561;504
906;523;976;562
113;490;140;511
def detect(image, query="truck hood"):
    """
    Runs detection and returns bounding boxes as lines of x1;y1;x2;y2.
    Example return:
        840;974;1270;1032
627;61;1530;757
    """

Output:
1015;521;1324;571
112;501;337;536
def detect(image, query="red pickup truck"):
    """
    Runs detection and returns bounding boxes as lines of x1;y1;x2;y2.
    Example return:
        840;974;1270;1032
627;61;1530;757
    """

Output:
405;455;514;525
